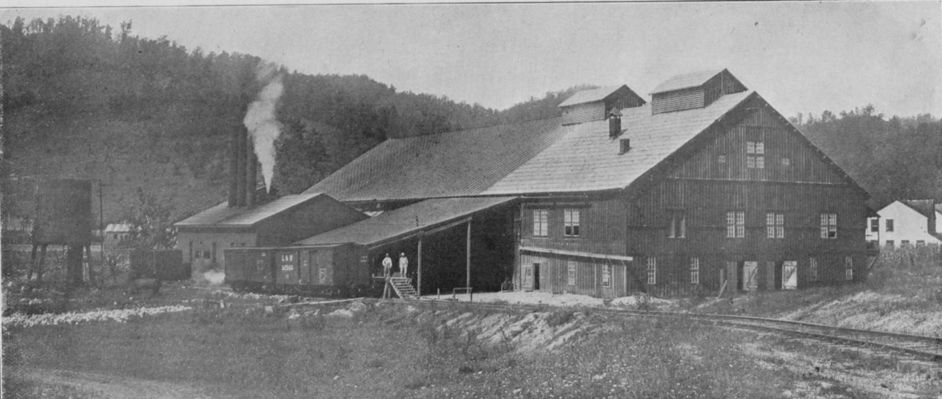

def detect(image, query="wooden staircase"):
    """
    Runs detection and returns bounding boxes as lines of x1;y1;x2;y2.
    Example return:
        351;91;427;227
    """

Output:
388;277;417;299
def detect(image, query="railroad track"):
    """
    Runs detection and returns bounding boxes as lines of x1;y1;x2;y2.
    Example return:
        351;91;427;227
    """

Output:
407;299;942;362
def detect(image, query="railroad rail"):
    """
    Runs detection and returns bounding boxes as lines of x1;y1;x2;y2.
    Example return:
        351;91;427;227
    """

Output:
406;299;942;362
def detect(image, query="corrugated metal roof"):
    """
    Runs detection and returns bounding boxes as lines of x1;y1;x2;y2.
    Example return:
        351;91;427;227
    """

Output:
295;196;517;246
558;86;623;107
483;91;754;195
651;69;725;94
175;192;338;228
303;118;566;203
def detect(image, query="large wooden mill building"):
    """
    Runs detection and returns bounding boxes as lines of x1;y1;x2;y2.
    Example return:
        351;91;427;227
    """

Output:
182;68;872;297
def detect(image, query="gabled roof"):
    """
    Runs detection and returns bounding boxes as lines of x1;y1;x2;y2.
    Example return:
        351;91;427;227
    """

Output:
900;200;939;219
303;118;566;203
295;196;517;247
651;68;732;94
483;91;754;195
558;86;622;107
175;192;345;228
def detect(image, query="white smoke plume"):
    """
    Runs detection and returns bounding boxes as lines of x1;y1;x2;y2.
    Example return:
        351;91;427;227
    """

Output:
243;62;284;192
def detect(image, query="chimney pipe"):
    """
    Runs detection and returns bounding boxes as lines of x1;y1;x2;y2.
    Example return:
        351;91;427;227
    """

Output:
236;130;247;206
609;108;622;138
228;130;239;207
246;138;257;208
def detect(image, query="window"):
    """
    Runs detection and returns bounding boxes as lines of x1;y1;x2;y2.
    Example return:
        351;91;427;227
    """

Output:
646;258;657;285
809;258;818;282
726;211;745;238
844;256;854;281
917;240;926;246
885;219;894;232
886;240;894;248
211;242;217;262
567;261;576;286
781;157;791;166
668;211;686;238
766;212;785;239
189;241;193;260
901;240;910;247
533;209;548;237
564;209;580;237
690;258;700;284
870;219;879;232
820;213;837;239
601;264;611;288
746;141;765;169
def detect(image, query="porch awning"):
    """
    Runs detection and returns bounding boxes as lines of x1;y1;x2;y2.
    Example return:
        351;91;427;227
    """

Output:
295;196;517;248
519;246;633;262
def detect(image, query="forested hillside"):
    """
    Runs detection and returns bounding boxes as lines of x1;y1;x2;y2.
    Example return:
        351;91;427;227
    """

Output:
2;16;937;224
0;16;573;221
793;107;942;207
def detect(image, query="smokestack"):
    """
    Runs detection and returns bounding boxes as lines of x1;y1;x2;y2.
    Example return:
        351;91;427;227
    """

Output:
236;128;247;206
246;137;257;207
609;108;622;138
228;130;239;207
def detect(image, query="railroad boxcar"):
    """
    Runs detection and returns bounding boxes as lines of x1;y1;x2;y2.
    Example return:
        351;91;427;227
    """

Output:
225;244;378;297
224;247;274;292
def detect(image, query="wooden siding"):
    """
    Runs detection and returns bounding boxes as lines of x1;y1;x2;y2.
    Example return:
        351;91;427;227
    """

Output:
703;71;746;106
519;253;628;298
562;102;606;125
667;107;845;184
255;196;367;246
652;87;705;114
520;196;627;256
627;107;869;296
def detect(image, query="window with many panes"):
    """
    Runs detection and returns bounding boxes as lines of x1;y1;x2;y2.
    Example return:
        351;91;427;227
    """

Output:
564;209;580;237
820;213;837;239
567;261;576;286
885;219;894;232
690;257;700;284
601;264;611;288
746;141;765;169
646;257;657;285
668;210;686;238
726;211;745;238
870;218;879;232
766;212;785;239
809;257;819;282
844;256;854;281
886;240;894;248
533;209;548;237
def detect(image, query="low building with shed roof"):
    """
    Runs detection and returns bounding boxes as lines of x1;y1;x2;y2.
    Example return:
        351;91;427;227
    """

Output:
175;192;366;270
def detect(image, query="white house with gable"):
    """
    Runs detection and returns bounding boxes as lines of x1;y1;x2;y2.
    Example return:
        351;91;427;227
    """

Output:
866;200;942;248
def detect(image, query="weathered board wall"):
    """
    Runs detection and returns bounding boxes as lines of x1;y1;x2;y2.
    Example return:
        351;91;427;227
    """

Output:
519;195;628;256
627;104;869;296
256;196;367;246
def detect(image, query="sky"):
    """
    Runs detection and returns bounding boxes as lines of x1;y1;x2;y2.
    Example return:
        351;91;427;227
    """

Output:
3;1;941;118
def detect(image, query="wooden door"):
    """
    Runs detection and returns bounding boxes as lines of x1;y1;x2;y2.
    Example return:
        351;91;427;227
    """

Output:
743;261;759;292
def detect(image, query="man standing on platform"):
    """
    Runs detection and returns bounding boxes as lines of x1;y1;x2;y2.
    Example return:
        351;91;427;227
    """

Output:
382;253;393;278
399;252;409;278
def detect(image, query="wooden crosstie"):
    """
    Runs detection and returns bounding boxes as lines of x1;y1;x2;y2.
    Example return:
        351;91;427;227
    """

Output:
386;276;417;299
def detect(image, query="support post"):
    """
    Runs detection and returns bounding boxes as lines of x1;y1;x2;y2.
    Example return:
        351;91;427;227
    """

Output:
466;220;471;289
417;235;423;298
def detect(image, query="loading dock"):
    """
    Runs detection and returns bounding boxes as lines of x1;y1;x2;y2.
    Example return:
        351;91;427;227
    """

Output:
296;196;518;296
